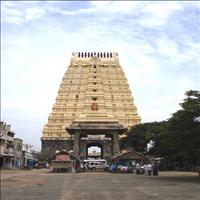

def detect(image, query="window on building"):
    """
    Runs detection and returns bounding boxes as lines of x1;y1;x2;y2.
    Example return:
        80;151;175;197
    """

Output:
92;97;97;101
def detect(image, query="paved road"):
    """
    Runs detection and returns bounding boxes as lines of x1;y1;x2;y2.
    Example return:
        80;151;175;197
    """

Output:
1;169;200;200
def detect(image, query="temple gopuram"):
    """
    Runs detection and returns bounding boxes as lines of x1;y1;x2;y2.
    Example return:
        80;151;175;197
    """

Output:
41;52;141;159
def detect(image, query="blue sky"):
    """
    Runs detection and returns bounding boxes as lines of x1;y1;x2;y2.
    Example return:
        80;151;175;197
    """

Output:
1;1;200;151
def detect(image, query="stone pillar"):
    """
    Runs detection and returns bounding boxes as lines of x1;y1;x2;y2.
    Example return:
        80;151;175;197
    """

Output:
113;131;120;155
103;143;107;158
3;157;5;168
103;140;111;158
80;140;87;158
73;131;80;155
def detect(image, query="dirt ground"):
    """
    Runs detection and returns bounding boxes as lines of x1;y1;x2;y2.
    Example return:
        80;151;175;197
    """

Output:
1;169;200;200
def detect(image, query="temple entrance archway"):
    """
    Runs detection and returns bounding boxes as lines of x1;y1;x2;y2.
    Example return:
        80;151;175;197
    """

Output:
66;120;127;159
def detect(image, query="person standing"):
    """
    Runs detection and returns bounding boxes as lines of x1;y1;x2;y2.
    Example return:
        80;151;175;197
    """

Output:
153;162;159;176
147;163;152;176
143;164;148;175
136;163;141;175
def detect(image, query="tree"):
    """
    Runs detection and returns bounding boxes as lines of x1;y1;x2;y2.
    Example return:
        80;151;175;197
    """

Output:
35;151;53;162
120;90;200;169
167;90;200;167
120;122;164;152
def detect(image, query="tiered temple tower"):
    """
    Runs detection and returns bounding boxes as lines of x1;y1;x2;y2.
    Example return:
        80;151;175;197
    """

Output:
41;52;141;158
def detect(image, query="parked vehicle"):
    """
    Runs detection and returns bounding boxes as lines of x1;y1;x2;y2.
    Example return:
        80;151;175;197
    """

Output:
83;159;107;170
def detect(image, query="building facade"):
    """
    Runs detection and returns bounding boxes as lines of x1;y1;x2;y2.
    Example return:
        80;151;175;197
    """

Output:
13;138;23;168
42;52;141;159
0;121;36;169
0;122;15;168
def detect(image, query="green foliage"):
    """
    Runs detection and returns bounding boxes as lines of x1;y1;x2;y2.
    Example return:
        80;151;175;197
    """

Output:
35;151;53;161
167;90;200;166
120;122;163;152
120;90;200;168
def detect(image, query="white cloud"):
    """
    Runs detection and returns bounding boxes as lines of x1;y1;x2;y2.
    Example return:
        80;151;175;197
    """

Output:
25;7;45;20
48;6;96;16
2;5;24;25
138;2;183;27
144;2;182;20
90;1;184;27
91;1;140;14
2;2;46;24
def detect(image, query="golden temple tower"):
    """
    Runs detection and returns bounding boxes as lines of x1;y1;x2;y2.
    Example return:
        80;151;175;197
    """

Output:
41;52;141;155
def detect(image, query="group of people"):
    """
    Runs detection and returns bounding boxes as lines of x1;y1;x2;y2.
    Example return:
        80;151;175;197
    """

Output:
109;163;130;173
108;162;159;175
136;162;158;176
